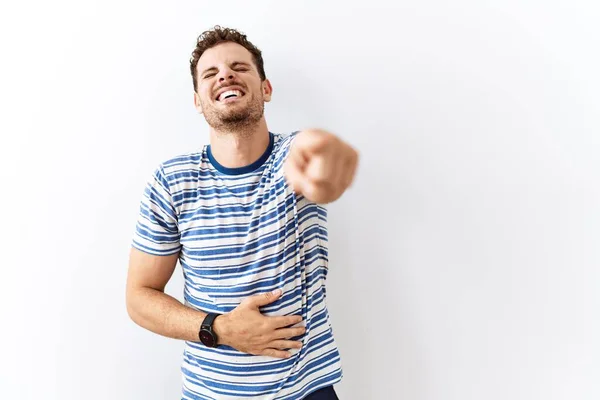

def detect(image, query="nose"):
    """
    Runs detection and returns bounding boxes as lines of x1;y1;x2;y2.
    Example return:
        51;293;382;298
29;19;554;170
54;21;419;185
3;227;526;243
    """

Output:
217;67;235;83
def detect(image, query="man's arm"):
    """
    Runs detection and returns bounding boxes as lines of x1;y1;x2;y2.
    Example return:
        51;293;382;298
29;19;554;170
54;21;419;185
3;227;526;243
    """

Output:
284;129;359;204
125;247;206;342
125;247;305;358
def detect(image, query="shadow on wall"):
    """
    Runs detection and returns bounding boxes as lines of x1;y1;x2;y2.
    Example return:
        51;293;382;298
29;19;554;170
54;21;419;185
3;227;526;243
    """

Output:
325;155;430;400
268;50;431;398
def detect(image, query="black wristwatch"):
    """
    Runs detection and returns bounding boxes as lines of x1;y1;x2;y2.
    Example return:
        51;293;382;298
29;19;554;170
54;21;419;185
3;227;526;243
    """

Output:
198;313;221;348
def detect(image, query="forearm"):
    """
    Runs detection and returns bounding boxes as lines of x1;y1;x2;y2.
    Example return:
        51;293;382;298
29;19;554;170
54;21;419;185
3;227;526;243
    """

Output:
126;286;207;342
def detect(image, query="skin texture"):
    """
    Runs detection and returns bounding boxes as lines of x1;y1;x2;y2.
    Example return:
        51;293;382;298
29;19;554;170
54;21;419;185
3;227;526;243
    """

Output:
126;41;359;358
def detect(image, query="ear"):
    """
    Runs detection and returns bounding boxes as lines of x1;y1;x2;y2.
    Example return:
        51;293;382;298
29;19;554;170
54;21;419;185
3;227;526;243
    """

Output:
262;79;273;102
193;91;203;114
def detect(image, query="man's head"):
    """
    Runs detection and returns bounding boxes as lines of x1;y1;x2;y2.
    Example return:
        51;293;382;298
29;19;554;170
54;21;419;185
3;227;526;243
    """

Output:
190;26;272;134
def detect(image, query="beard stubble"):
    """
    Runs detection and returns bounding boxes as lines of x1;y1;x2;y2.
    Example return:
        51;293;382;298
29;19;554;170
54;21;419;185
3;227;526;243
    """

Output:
201;91;265;138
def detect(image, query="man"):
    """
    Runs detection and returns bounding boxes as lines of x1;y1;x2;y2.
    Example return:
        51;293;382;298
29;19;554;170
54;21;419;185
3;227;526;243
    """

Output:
126;25;359;400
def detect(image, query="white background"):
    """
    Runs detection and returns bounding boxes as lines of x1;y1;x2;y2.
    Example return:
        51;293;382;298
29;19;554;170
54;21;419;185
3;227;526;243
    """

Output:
1;1;599;399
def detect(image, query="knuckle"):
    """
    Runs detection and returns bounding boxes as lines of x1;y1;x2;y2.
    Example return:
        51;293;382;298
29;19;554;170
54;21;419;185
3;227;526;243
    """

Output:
259;321;270;332
315;131;334;147
240;297;251;306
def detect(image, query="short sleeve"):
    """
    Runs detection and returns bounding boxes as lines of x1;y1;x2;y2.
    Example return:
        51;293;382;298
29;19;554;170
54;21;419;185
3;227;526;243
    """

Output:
131;164;182;256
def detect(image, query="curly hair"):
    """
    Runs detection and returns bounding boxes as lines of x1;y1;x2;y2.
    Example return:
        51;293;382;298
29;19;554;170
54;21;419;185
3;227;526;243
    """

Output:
189;25;266;92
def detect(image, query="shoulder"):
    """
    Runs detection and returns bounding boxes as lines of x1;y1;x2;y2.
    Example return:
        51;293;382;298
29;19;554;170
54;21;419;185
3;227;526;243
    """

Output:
272;131;300;159
273;130;300;146
145;148;205;190
159;149;203;174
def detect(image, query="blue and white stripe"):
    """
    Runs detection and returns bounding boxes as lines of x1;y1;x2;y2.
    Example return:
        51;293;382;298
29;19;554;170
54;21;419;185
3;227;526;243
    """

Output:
132;131;343;399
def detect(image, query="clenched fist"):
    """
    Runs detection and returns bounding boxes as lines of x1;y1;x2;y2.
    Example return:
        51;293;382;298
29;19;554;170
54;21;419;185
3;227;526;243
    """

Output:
284;129;359;204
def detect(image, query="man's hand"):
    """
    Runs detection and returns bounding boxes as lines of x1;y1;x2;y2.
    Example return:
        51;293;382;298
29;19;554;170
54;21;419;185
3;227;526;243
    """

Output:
214;289;306;359
284;129;359;204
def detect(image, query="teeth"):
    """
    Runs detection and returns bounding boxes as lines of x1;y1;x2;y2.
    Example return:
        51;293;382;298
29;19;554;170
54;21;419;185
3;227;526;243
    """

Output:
218;90;242;101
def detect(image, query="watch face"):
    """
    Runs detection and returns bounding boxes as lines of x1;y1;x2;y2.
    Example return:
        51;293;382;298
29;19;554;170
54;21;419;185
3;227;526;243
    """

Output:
199;330;216;347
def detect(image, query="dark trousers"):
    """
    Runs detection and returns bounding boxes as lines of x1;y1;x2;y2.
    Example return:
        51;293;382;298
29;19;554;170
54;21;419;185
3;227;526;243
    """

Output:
304;385;339;400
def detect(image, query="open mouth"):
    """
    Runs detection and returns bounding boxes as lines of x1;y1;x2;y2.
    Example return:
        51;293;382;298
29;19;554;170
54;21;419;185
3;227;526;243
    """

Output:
215;89;245;102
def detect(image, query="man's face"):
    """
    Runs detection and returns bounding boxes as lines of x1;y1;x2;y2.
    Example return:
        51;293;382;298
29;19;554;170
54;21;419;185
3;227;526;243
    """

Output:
194;42;272;132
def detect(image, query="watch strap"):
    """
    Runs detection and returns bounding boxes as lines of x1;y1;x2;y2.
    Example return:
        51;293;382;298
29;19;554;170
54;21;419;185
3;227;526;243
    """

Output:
201;313;220;330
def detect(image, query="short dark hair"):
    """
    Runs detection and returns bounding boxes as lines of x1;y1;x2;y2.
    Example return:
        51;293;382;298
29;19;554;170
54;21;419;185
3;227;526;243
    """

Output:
189;25;266;92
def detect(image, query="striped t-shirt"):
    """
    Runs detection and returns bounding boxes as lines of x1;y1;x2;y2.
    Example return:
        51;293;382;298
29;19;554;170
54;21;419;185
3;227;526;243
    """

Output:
132;131;343;399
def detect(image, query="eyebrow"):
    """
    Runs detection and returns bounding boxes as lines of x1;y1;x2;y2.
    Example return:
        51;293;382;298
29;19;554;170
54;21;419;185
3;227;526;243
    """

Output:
201;61;252;77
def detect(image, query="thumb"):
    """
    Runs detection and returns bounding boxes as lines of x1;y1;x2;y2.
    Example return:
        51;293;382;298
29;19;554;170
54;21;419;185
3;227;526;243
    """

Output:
243;289;282;308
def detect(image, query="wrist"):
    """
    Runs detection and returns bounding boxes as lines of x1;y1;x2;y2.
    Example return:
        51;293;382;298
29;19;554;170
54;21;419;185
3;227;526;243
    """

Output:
212;313;231;347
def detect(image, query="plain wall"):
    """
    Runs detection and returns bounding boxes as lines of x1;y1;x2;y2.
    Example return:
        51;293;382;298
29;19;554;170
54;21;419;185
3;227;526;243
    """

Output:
1;1;598;399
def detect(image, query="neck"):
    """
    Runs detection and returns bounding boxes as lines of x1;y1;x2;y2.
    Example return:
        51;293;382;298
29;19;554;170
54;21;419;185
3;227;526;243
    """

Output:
208;118;270;168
